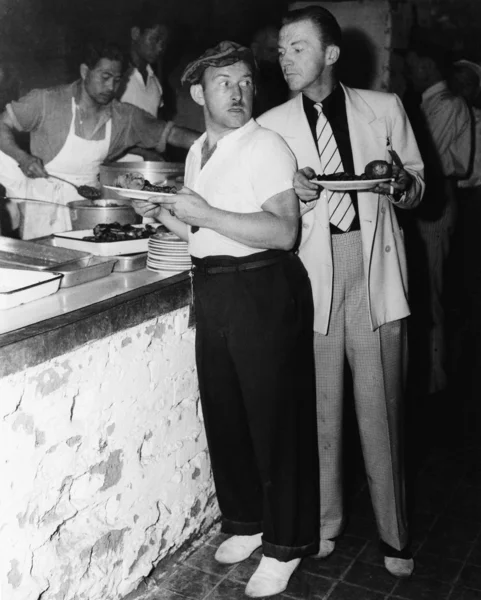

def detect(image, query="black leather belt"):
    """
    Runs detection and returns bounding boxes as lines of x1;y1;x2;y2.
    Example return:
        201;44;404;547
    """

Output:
192;252;286;275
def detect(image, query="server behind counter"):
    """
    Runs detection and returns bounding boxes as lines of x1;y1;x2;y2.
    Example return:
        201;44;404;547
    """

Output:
0;40;199;240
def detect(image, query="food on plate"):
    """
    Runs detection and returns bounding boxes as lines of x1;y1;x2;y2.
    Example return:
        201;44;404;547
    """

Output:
142;181;177;194
114;171;177;194
82;222;167;242
77;185;102;200
315;172;367;182
364;160;393;179
114;172;145;190
315;160;393;182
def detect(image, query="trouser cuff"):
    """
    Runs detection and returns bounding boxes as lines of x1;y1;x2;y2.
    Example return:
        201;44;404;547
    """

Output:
320;519;344;541
380;539;412;559
221;517;262;536
263;539;319;561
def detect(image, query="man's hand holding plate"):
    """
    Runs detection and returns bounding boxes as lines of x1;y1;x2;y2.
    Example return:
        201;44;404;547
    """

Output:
371;165;413;199
294;167;321;215
163;186;212;226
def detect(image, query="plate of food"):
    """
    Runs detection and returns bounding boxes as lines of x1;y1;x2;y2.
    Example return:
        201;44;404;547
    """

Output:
104;171;178;202
312;160;393;191
53;223;167;256
104;186;177;201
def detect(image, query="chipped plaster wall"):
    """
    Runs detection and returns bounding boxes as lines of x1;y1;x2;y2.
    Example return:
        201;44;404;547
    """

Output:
0;307;218;600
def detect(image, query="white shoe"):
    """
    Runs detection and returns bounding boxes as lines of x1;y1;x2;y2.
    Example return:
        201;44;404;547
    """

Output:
384;556;414;578
245;555;301;597
214;533;262;564
314;539;336;559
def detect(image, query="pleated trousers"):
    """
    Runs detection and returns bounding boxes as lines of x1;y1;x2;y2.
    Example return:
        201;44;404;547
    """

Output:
314;231;409;550
193;251;320;561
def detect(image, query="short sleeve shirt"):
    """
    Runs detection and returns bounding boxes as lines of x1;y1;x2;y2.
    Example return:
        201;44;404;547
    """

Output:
120;65;163;117
6;81;172;164
186;119;297;258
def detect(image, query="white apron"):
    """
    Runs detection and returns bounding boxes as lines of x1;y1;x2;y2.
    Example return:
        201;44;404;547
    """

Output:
0;98;111;239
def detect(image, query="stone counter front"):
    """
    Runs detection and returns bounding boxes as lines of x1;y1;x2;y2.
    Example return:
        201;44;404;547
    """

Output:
0;274;219;600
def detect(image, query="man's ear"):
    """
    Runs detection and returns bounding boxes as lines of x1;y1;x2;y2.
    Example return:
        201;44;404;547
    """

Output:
80;64;89;81
131;26;140;42
190;83;205;107
326;45;340;67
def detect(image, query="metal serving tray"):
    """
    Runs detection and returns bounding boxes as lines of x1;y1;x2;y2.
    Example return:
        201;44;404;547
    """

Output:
54;256;116;287
30;237;116;287
32;236;147;273
111;253;147;272
0;268;62;310
0;237;91;271
53;227;150;256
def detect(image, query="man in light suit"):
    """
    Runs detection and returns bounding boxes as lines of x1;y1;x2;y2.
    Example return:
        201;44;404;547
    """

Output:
257;6;424;578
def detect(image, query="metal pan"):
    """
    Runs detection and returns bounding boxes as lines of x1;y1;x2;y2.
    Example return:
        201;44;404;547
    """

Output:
110;253;147;272
0;237;91;271
52;256;116;288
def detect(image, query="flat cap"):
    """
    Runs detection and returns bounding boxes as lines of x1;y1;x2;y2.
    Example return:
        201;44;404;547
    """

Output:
181;40;256;85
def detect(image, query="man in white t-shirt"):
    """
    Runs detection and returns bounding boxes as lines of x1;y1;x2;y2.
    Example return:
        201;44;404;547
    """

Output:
132;41;320;598
118;2;168;161
120;3;166;116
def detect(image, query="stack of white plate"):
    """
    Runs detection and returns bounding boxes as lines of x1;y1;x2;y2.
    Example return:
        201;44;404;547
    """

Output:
147;232;191;273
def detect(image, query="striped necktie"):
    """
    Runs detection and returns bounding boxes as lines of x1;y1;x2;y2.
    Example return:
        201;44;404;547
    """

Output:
315;102;355;232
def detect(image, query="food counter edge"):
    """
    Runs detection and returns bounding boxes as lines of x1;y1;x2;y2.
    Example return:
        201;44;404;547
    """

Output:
0;271;192;379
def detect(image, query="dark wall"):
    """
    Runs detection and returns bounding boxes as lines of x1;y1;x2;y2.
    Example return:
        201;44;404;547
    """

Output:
0;0;289;85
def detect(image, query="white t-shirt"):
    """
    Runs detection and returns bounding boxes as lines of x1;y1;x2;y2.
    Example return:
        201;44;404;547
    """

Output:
186;119;297;258
120;65;163;117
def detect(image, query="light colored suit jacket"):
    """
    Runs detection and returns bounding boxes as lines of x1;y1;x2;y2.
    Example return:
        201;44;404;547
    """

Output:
257;84;425;334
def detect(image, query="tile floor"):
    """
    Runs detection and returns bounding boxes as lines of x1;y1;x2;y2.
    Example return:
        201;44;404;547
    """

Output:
128;296;481;600
131;431;481;600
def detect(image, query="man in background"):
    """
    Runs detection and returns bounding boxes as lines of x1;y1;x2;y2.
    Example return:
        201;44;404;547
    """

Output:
449;60;481;313
250;25;288;117
119;1;168;117
117;1;170;161
405;40;472;397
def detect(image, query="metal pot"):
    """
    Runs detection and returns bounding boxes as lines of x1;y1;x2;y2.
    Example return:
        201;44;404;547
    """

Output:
99;161;185;200
68;199;141;231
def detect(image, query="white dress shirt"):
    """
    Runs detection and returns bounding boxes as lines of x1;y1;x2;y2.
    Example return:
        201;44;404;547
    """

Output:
421;80;472;178
459;106;481;188
185;119;297;258
120;65;163;117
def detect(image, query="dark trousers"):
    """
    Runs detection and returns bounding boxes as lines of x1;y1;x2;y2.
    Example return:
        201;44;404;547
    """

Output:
193;250;320;561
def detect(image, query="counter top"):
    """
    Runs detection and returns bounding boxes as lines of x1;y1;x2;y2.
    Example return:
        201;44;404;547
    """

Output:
0;268;191;378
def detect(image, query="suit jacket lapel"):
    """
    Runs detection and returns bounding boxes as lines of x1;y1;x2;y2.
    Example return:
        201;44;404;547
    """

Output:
280;94;322;174
343;85;388;224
